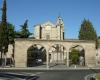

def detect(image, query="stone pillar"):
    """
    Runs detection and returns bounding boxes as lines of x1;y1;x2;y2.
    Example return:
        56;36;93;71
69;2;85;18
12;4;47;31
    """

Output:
85;45;96;67
66;51;69;67
46;51;49;69
15;42;27;68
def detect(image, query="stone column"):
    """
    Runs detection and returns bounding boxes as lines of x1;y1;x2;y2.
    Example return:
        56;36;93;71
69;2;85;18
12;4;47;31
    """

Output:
15;42;27;68
46;51;49;69
66;51;69;67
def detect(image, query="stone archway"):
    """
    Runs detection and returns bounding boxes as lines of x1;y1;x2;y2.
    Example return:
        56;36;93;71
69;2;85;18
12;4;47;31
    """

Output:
69;45;85;66
48;44;67;65
27;44;46;67
14;39;96;68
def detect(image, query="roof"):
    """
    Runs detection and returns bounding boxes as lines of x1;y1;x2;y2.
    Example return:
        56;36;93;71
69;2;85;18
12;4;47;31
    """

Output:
34;21;55;28
42;21;55;27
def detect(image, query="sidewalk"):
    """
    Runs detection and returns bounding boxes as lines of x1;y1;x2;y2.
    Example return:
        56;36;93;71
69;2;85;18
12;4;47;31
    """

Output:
0;64;100;71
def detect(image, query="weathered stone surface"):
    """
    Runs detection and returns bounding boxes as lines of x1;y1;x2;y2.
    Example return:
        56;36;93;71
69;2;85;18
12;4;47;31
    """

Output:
9;39;96;68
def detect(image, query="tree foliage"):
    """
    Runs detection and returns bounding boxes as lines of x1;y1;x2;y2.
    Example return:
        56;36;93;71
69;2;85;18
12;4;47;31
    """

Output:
0;0;9;67
79;19;97;40
7;23;15;44
69;49;80;64
27;45;46;67
19;20;31;38
0;0;9;53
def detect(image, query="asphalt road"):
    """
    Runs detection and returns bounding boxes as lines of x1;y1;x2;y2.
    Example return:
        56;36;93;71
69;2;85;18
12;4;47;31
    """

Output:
36;69;100;80
0;69;100;80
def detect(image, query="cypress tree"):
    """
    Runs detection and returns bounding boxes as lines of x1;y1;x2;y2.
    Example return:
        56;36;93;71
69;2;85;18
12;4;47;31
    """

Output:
0;0;9;66
79;19;97;40
78;19;98;49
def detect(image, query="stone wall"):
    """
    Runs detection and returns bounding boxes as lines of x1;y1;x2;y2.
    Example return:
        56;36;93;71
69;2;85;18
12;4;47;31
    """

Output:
13;39;96;68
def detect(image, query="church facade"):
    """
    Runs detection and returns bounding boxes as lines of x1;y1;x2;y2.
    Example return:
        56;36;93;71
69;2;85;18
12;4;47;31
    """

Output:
34;17;64;40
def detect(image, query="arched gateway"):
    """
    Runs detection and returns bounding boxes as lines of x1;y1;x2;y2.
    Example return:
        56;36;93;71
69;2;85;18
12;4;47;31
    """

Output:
14;39;96;68
27;44;46;67
69;45;85;66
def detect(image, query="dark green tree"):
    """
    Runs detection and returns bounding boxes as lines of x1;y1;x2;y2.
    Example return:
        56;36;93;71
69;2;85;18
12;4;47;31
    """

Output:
14;31;21;38
8;23;15;44
20;20;31;38
79;19;97;40
27;45;46;67
0;0;9;66
69;49;80;64
79;19;98;49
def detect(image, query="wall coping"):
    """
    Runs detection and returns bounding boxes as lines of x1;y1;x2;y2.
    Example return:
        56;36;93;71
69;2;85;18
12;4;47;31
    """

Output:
15;38;95;43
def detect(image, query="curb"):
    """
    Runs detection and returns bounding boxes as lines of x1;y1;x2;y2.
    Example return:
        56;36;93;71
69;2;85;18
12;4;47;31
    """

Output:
0;67;100;72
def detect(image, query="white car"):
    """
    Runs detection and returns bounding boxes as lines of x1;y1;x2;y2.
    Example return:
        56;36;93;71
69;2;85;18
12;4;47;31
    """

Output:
36;59;43;64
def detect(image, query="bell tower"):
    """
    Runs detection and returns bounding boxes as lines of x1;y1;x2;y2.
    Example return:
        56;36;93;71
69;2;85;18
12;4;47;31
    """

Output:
56;16;64;40
56;16;64;27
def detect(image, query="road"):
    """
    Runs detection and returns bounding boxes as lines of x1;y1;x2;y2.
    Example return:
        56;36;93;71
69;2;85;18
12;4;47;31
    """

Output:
36;69;100;80
0;69;100;80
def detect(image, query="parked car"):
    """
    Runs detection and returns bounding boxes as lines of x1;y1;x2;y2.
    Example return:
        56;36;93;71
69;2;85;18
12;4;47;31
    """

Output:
36;59;43;65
